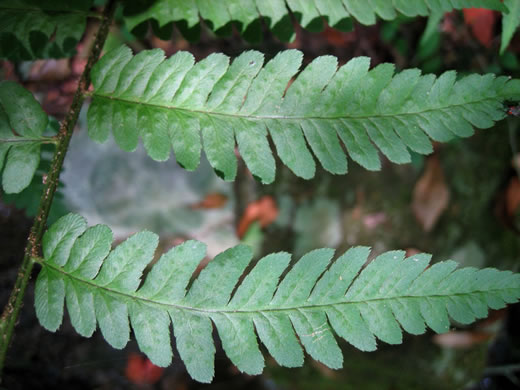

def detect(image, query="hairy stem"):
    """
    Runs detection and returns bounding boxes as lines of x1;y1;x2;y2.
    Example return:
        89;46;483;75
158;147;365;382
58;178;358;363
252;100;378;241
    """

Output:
0;0;117;376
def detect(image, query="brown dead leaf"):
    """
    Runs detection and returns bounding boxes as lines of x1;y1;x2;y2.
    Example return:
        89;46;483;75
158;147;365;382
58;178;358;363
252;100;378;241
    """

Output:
237;196;279;238
405;248;422;257
321;26;356;48
351;189;365;220
412;155;450;232
125;353;164;385
506;177;520;216
190;193;228;209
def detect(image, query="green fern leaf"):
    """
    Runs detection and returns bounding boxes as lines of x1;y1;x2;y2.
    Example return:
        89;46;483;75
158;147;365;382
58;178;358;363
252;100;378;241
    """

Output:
35;213;520;383
2;118;68;223
88;46;520;184
501;0;520;54
0;0;92;60
0;81;54;194
123;0;506;42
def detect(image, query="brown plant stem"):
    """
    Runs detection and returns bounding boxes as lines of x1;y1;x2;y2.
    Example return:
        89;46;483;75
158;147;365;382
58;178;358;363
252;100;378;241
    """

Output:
0;0;117;376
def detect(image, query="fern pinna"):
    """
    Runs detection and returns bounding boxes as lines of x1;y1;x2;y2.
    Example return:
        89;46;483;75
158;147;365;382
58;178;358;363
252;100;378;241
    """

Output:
87;46;520;184
35;214;520;383
0;81;55;194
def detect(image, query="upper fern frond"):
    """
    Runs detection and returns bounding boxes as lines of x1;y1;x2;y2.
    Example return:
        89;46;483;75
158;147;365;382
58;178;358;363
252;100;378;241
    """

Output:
0;0;93;60
124;0;507;42
0;81;54;193
36;213;520;383
88;46;520;184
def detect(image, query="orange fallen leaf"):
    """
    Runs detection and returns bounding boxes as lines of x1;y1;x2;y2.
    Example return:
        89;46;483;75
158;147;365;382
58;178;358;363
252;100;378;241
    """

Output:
191;192;228;209
125;353;164;385
412;155;450;232
237;196;279;238
463;8;497;48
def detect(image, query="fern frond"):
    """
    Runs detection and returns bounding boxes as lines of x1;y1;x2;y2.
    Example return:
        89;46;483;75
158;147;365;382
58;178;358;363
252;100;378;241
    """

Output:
35;213;520;383
124;0;507;42
88;46;520;184
0;81;54;194
0;0;92;60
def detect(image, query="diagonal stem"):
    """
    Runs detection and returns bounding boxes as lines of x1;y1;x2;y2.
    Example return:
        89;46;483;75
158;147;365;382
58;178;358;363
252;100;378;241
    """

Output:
0;0;117;377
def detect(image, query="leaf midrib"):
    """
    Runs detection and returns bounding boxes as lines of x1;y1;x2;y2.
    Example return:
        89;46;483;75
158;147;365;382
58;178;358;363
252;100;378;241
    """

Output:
0;137;56;144
41;260;512;316
91;92;504;121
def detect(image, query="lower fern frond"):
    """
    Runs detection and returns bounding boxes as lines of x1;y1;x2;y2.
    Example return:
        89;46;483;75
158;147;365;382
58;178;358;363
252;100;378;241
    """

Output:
35;214;520;383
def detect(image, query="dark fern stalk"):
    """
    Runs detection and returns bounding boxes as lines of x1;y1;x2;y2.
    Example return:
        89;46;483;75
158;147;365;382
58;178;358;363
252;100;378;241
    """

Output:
0;0;117;376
